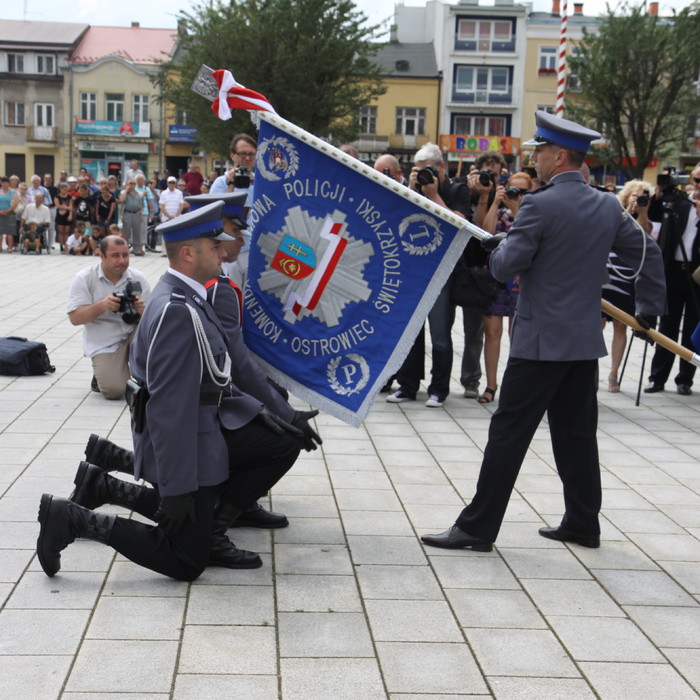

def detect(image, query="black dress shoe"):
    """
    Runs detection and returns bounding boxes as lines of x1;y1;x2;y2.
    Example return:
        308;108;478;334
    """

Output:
91;376;100;393
677;383;693;396
538;526;600;548
230;503;289;529
207;536;263;569
643;381;664;393
421;525;493;552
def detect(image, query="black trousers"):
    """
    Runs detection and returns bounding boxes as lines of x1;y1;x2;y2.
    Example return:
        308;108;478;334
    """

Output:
455;357;601;543
649;262;700;387
108;420;300;580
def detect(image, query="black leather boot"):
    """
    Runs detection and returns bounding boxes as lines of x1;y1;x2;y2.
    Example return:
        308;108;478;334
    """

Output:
70;461;146;511
37;494;116;577
230;502;289;529
208;502;262;569
84;434;134;475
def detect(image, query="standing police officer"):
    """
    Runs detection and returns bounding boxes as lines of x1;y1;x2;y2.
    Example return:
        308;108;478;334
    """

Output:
37;202;301;580
421;112;666;552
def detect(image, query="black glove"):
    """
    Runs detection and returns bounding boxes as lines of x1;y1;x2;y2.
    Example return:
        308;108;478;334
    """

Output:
256;407;304;438
291;409;322;451
154;493;195;536
633;313;656;345
481;232;506;252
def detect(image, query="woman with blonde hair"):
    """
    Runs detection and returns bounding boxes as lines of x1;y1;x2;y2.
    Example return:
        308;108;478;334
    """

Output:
602;179;656;391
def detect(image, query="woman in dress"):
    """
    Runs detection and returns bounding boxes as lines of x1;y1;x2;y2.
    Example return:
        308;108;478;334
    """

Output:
602;179;656;392
54;182;73;252
478;171;534;403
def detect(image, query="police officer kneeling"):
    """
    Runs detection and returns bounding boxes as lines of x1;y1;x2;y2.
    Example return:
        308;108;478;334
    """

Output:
37;202;302;580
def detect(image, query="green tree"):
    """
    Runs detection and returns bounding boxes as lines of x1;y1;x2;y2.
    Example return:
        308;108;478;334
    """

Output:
566;1;700;179
153;0;387;157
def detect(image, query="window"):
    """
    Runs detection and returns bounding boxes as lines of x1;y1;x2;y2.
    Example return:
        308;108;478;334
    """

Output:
105;93;124;122
453;66;512;104
7;53;24;73
176;109;189;125
358;106;376;134
456;18;514;52
567;46;581;91
4;102;25;126
35;103;54;127
80;92;96;120
395;107;425;136
36;54;55;75
133;94;149;122
539;46;557;72
453;115;507;136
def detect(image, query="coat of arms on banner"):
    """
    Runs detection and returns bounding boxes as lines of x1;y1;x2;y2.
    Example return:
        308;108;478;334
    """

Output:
242;113;470;427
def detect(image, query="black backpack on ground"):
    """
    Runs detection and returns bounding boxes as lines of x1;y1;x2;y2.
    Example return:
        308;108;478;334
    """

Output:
0;336;56;376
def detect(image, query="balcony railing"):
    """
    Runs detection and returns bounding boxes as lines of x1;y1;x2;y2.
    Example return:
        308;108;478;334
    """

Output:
450;86;517;106
26;125;57;141
454;34;516;53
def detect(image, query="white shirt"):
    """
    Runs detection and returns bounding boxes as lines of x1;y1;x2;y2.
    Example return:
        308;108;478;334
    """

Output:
167;267;207;300
67;263;152;357
22;203;50;225
159;188;184;221
122;167;145;186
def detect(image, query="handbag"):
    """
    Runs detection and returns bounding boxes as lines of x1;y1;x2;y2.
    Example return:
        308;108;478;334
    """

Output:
0;336;56;376
451;262;499;309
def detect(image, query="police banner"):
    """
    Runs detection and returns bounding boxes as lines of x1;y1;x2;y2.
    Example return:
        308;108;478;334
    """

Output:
241;111;472;426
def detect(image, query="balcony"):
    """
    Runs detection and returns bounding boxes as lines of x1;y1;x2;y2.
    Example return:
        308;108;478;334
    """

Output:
450;86;518;107
453;34;516;54
355;135;389;152
26;125;57;142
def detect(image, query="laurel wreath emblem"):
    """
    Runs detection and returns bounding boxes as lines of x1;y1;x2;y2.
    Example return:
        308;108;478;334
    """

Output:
398;213;442;256
256;136;300;181
327;353;370;396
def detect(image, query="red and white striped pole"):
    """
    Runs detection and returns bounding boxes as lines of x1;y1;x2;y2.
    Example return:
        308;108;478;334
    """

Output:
555;0;568;117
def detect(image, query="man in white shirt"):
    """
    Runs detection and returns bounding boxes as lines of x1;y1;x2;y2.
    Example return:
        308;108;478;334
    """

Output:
21;192;50;229
122;159;145;187
159;176;184;222
67;235;151;399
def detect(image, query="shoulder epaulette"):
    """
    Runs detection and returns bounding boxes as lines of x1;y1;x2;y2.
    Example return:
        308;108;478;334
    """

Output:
590;184;615;194
170;288;187;303
530;183;554;195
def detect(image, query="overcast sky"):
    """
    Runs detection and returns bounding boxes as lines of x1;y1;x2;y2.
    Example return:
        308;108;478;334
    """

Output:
5;0;693;35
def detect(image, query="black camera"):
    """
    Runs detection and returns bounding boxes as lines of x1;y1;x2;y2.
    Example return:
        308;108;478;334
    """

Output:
479;169;496;187
114;280;142;325
504;186;523;200
657;170;689;192
233;165;251;189
636;190;650;207
416;165;439;187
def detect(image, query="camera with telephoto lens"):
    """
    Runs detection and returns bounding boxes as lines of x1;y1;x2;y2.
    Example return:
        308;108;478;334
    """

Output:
233;165;251;189
636;190;650;207
657;170;689;192
479;169;497;187
415;165;439;192
113;280;142;325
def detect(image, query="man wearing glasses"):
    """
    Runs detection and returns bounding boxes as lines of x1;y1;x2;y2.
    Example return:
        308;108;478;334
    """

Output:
210;133;257;198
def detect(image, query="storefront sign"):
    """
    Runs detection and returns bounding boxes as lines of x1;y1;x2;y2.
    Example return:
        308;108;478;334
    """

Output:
77;141;150;154
75;120;151;137
169;124;199;142
440;135;520;156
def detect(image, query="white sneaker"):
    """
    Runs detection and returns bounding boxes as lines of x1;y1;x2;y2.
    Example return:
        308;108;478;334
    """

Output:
425;395;444;407
386;390;415;403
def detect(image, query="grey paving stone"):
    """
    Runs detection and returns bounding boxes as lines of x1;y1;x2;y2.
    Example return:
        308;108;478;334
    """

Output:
186;584;274;625
273;517;346;544
429;553;520;590
325;453;385;471
604;507;686;534
278;611;375;657
365;599;462;642
488;677;594;699
382;464;451;486
380;449;439;468
6;570;105;609
377;641;488;694
66;639;179;693
271;474;332;496
661;561;700;594
0;548;33;582
522;579;625;617
276;574;362;612
103;561;189;597
271;494;339;518
446;588;547;629
548;615;663;662
594;569;697;606
0;521;40;549
64;695;168;699
499;547;592;580
393;483;463;506
623;606;700;647
469;628;578;677
662;648;700;689
178;626;276;675
570;540;659;570
341;509;415;536
280;658;386;700
0;608;89;654
0;655;73;700
87;596;186;640
626;532;700;562
347;535;427;565
274;544;353;575
172;674;278;699
335;488;403;511
192;554;273;585
405;503;463;530
330;470;394;489
578;661;697;700
355;564;443;600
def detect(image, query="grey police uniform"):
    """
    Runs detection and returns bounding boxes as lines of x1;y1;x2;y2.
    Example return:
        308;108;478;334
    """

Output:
437;111;666;545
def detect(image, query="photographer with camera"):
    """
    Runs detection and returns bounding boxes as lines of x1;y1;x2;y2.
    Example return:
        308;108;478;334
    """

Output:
644;164;700;396
386;142;469;407
67;235;151;399
210;133;256;202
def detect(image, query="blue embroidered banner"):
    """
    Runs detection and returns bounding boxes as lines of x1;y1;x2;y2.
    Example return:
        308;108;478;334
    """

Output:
243;112;471;426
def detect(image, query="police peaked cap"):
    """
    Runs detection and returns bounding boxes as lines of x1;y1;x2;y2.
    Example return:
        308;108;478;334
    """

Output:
185;192;249;229
156;201;234;243
523;110;601;152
